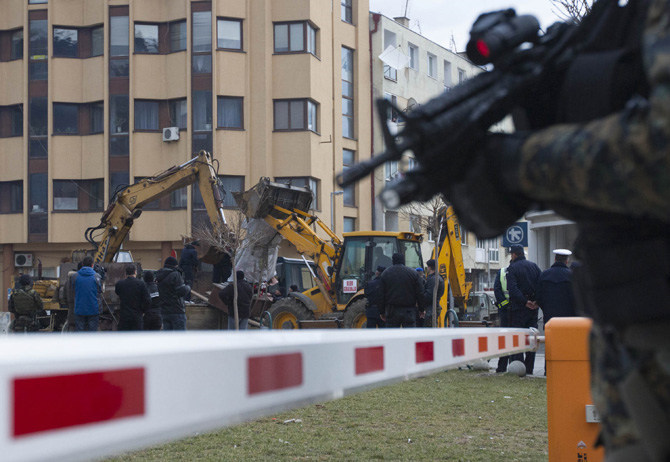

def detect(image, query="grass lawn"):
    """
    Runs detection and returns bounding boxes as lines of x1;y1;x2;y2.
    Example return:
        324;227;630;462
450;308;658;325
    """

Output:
109;369;547;461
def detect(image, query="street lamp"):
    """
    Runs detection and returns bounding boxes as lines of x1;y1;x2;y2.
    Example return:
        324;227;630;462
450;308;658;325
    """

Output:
330;191;344;233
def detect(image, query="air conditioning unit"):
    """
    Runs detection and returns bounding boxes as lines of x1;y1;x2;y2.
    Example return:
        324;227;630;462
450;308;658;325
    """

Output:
162;127;180;142
14;253;34;267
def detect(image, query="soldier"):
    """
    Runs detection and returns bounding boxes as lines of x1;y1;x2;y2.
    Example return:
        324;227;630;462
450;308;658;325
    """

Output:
435;0;670;457
8;274;44;333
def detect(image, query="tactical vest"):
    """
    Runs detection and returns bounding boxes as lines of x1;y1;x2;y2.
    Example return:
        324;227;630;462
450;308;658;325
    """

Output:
11;288;40;315
498;268;509;308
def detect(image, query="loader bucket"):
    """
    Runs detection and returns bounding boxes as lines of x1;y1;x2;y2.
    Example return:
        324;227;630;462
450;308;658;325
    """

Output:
233;177;313;219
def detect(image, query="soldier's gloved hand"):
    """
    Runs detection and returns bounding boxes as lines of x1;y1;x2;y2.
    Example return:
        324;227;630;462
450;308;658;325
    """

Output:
446;133;531;238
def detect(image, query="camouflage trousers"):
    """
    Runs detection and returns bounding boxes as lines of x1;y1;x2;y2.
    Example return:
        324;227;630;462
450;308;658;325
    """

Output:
590;322;670;461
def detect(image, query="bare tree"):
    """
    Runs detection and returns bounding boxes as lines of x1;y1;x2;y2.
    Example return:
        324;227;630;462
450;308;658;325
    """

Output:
190;210;274;330
550;0;593;24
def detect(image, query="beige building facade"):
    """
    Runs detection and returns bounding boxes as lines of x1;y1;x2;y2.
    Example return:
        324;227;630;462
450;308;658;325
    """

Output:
0;0;371;309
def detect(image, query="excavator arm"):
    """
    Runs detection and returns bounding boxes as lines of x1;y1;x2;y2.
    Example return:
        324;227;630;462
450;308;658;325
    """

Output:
434;205;472;327
86;151;227;264
234;178;342;308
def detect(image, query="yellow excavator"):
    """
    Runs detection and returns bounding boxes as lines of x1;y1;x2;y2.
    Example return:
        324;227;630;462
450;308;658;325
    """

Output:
235;178;424;329
84;150;227;264
431;205;472;327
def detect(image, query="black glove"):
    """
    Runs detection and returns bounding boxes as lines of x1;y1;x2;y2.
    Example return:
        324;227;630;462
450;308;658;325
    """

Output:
446;133;531;238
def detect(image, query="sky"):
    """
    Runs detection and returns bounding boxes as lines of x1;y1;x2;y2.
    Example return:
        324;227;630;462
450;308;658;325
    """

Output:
368;0;562;52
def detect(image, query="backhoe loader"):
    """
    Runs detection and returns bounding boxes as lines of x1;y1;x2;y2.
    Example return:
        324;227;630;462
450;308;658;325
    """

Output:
234;178;424;329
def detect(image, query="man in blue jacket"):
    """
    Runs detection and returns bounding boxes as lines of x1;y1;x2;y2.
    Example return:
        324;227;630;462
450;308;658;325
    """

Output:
536;249;576;325
74;256;102;332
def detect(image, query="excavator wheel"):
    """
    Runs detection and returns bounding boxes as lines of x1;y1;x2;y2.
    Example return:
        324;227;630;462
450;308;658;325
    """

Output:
343;298;367;329
267;298;314;329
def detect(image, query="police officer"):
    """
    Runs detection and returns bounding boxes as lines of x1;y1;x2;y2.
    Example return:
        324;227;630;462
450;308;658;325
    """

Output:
364;266;386;328
505;245;541;375
536;249;576;325
379;253;423;328
422;259;445;327
8;274;44;333
493;265;511;373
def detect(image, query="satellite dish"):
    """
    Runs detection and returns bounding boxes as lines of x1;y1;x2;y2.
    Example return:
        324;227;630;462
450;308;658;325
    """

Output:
406;97;419;112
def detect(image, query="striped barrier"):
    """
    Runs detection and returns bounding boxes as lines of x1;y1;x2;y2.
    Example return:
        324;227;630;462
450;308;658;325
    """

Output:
0;327;538;461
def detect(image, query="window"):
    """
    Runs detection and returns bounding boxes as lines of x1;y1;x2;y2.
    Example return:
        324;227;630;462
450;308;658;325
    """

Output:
384;210;399;231
53;103;79;134
384;92;400;124
444;60;452;90
408;43;418;69
11;29;23;60
29;97;47;157
169;98;187;129
0;181;23;213
134;23;159;54
342;149;355;206
169;20;186;52
217;18;242;50
217;96;243;129
91;26;103;56
53;28;78;57
427;52;437;78
273;99;317;132
383;30;397;81
341;46;354;139
343;217;355;232
90;102;104;134
458;68;466;83
341;0;353;23
110;59;129;77
476;237;498;263
192;175;243;209
29;0;48;3
134;100;159;131
29;173;48;214
110;16;129;57
275;177;319;210
460;224;467;246
273;22;317;55
0;105;23;137
193;91;212;131
193;11;212;53
110;172;129;198
110;95;129;134
29;19;47;81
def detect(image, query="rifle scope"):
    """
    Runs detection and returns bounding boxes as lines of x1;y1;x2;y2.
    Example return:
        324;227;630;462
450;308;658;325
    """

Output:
466;9;540;65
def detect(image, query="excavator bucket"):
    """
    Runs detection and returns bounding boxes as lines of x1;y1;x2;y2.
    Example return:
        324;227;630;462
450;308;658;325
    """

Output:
234;177;313;219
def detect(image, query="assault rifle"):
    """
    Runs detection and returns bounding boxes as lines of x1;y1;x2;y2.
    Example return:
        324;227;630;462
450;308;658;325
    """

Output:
337;9;578;209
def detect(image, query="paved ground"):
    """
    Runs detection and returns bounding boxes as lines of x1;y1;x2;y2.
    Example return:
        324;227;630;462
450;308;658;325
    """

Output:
487;342;546;377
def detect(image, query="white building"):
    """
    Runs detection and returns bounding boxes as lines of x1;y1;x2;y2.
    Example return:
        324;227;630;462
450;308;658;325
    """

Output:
369;13;509;289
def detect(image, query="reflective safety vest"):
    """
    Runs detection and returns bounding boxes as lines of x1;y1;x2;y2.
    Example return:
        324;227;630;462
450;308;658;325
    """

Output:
498;268;509;308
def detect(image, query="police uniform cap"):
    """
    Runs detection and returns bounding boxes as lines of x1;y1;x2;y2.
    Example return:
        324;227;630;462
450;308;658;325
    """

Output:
553;248;572;256
416;267;424;272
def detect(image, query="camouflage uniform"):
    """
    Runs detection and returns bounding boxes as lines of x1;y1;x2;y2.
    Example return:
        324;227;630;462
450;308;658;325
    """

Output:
495;0;670;459
9;284;44;332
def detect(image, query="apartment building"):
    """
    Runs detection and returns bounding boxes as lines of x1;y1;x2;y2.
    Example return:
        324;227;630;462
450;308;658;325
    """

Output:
369;13;508;289
0;0;371;308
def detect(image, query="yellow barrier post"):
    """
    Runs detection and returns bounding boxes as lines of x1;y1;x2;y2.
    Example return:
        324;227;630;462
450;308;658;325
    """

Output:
546;317;604;462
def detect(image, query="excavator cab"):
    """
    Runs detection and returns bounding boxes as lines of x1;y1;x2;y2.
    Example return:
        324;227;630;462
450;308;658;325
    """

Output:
335;233;423;306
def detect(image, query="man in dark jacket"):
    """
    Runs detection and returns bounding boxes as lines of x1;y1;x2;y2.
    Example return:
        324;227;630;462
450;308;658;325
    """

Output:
536;249;576;325
212;252;232;283
506;245;541;375
422;259;445;327
364;266;386;329
379;253;423;328
142;270;162;330
219;270;253;330
115;264;151;331
157;256;191;330
179;243;199;302
9;274;44;332
74;256;102;332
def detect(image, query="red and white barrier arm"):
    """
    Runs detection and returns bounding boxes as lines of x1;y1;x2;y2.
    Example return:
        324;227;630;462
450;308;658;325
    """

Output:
0;328;538;462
